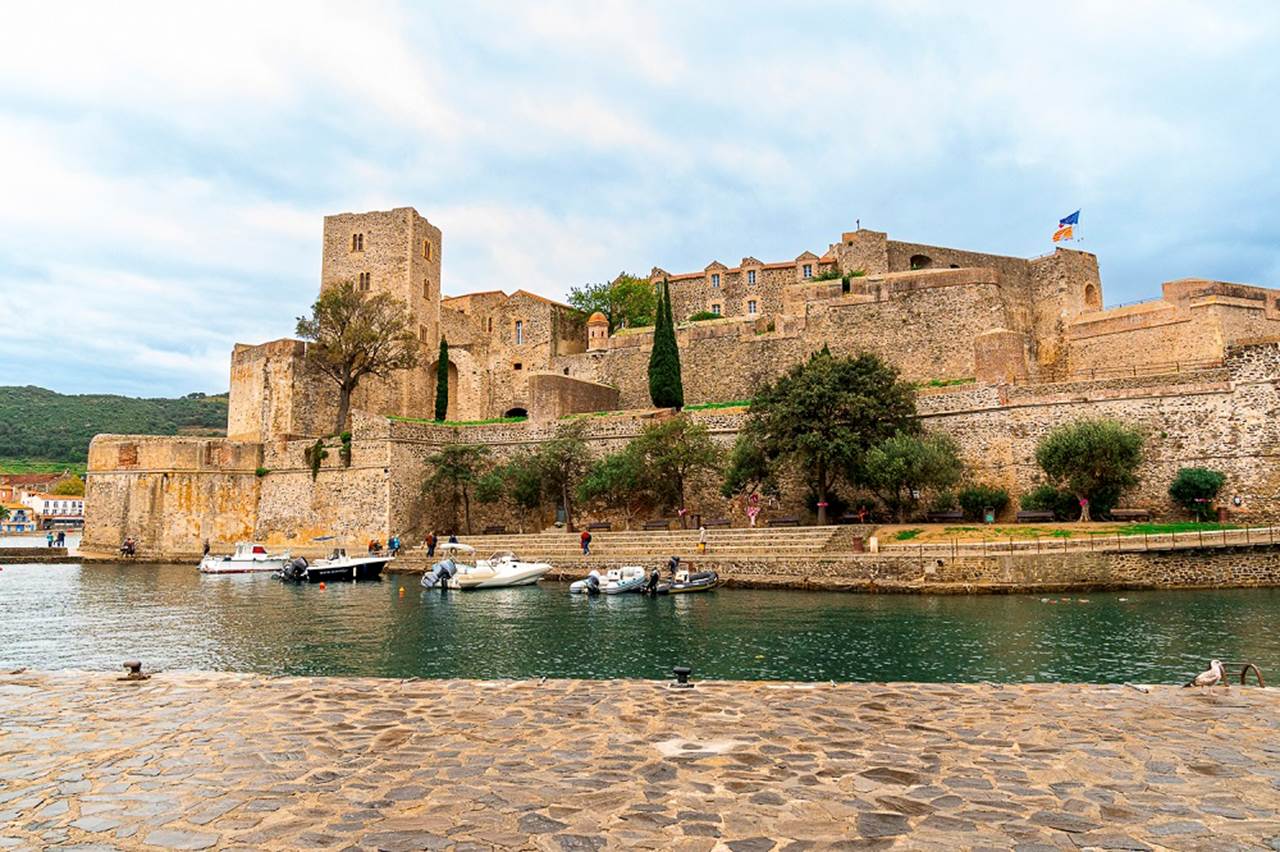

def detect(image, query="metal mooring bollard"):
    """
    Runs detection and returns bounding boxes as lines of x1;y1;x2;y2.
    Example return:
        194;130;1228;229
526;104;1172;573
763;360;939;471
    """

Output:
120;660;150;681
671;666;693;688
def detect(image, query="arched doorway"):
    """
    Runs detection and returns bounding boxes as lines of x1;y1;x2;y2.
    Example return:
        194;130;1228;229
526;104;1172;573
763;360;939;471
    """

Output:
910;254;933;270
504;407;528;419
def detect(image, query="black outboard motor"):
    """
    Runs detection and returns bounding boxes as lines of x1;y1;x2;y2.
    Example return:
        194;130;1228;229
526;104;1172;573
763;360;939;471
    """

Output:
282;556;308;582
421;558;457;589
585;573;601;596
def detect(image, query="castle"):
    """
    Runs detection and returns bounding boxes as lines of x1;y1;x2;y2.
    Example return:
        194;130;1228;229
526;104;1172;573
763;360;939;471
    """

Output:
83;206;1280;555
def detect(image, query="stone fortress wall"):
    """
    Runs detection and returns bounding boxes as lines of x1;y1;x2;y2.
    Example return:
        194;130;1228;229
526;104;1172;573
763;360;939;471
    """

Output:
86;340;1280;554
83;205;1280;554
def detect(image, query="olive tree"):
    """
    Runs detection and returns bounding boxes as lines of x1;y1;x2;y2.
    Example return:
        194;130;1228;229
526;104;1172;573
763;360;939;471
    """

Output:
863;431;964;522
1035;419;1144;522
296;281;420;434
423;443;490;535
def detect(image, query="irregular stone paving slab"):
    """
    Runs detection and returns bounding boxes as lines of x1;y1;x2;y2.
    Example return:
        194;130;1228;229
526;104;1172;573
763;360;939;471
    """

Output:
0;672;1277;849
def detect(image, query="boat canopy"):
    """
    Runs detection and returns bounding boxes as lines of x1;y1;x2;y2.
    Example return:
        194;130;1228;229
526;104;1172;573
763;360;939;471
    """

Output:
438;542;476;555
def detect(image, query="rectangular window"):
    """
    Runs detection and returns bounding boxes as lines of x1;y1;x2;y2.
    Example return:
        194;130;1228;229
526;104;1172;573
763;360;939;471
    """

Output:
423;278;430;298
747;300;757;315
514;320;524;345
711;304;721;316
803;264;812;278
711;273;720;287
423;240;431;259
513;362;523;370
488;318;493;333
747;270;756;285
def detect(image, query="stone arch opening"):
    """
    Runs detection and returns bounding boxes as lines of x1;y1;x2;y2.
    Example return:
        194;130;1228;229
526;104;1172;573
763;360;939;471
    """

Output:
910;254;933;270
428;360;459;420
505;407;528;419
1084;282;1101;310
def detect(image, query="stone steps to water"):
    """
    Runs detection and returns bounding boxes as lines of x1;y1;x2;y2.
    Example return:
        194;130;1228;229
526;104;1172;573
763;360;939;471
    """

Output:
408;525;850;561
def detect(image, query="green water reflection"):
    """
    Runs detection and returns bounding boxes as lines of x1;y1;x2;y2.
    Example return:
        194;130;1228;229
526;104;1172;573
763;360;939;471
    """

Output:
1;563;1276;683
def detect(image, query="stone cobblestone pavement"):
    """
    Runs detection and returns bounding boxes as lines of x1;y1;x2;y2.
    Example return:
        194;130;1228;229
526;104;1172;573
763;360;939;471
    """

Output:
1;672;1278;850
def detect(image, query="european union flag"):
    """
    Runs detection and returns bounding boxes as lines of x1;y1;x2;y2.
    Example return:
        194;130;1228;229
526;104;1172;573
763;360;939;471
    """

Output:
1059;210;1080;226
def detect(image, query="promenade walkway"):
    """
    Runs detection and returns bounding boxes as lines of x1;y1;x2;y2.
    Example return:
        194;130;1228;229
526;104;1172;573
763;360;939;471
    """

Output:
1;671;1277;849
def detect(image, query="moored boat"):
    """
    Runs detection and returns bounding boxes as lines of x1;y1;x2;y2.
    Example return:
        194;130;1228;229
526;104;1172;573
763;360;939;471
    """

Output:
422;544;550;590
278;548;390;583
666;568;719;594
570;565;647;595
199;542;290;574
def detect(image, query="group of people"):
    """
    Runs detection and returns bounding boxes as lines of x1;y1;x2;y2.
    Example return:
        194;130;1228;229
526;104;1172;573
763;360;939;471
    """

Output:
367;536;403;556
119;536;137;557
422;532;458;557
44;530;67;547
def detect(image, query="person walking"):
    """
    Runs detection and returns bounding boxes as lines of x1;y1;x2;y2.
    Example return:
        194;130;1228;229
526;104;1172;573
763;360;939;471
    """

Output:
202;539;210;558
426;532;437;557
46;530;54;548
698;524;707;554
580;529;592;555
57;530;66;547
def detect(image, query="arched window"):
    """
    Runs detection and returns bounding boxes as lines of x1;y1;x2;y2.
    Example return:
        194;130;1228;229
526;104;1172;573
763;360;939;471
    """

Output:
423;240;431;259
1084;283;1100;309
909;254;932;270
351;233;364;252
358;272;371;292
505;407;528;418
423;278;430;298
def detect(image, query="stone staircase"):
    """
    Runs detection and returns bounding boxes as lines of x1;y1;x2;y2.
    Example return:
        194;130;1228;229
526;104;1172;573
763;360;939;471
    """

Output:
404;526;852;565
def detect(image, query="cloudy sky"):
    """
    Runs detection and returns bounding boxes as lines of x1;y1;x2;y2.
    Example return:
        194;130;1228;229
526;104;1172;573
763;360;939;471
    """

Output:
2;2;1277;396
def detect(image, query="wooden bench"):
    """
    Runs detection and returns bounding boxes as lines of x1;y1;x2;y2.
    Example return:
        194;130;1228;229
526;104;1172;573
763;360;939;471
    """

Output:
926;510;964;523
482;525;506;535
585;521;612;532
767;516;801;527
1108;508;1151;522
702;517;731;528
838;511;869;524
643;519;671;531
1015;510;1055;523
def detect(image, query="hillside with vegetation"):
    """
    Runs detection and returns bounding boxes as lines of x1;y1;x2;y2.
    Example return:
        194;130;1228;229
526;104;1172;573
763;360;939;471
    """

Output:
0;386;228;470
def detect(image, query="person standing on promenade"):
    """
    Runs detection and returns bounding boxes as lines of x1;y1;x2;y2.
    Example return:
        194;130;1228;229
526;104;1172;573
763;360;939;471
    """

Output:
698;525;707;554
426;532;437;557
580;529;592;555
46;531;54;548
448;533;458;544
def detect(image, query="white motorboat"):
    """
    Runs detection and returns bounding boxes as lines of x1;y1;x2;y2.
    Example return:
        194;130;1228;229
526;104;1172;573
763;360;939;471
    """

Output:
569;565;647;595
421;544;550;590
199;542;291;574
278;548;391;583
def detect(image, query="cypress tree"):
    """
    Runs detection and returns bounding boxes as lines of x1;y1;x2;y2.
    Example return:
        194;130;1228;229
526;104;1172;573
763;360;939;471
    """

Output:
434;337;450;422
648;279;684;409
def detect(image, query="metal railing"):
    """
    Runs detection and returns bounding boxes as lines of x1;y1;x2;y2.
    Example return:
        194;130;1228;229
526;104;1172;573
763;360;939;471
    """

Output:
881;524;1280;558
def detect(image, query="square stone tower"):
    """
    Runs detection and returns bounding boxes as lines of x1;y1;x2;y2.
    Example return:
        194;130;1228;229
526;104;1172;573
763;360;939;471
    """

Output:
320;207;443;419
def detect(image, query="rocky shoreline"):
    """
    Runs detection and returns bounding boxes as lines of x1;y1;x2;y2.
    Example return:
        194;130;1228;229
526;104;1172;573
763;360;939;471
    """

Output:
1;670;1277;849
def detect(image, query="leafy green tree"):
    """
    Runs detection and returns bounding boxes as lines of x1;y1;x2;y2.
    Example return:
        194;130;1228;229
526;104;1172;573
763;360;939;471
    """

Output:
0;506;9;522
535;421;591;530
1169;467;1225;521
1019;484;1080;521
1035;419;1144;522
863;432;963;522
567;273;656;331
477;453;544;532
50;474;85;496
957;483;1011;521
729;349;916;524
423;443;490;535
687;310;719;322
647;280;684;409
577;446;650;529
296;281;421;434
434;338;450;422
630;415;720;519
720;433;778;500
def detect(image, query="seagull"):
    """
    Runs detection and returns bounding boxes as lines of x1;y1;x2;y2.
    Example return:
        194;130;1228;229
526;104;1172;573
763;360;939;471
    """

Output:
1185;659;1226;693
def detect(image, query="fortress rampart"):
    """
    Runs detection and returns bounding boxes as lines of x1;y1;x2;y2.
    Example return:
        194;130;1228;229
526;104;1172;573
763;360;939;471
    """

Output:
82;206;1280;554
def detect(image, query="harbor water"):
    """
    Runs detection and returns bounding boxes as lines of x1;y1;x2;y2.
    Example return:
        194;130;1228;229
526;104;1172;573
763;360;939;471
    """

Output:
1;561;1276;683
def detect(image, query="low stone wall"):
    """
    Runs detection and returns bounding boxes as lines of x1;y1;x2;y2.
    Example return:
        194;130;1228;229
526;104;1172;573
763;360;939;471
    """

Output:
387;545;1280;594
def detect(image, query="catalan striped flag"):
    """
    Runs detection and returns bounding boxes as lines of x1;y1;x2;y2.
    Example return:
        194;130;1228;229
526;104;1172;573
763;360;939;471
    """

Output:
1053;210;1080;243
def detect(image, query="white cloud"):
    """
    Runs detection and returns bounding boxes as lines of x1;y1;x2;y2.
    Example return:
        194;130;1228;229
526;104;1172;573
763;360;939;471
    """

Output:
1;1;1279;394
